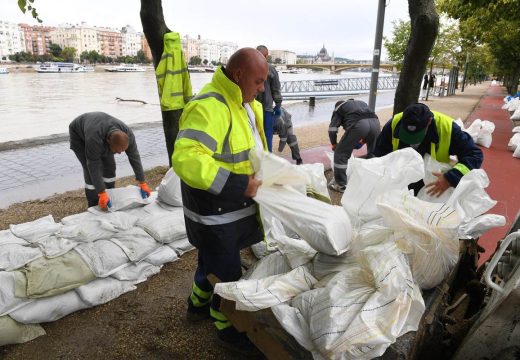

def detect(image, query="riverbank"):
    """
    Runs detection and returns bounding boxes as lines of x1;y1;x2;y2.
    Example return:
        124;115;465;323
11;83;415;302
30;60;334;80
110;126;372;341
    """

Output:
0;82;492;359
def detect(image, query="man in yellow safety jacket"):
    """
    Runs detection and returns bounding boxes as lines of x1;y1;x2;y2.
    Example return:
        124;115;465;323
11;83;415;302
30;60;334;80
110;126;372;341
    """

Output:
172;48;268;356
373;103;483;196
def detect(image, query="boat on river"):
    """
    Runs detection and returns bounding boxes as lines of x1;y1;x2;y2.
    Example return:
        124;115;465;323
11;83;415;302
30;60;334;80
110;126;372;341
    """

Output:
36;62;94;73
105;63;145;72
0;67;9;74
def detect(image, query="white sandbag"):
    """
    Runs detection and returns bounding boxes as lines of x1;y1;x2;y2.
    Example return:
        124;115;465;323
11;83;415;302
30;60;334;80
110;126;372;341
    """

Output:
301;162;331;204
476;120;495;148
110;227;160;263
465;119;482;142
142;200;179;215
88;186;150;212
75;240;130;277
377;190;461;289
61;211;98;225
514;144;520;158
417;154;454;203
454;118;464;129
215;266;317;311
0;271;33;316
0;316;46;346
167;237;194;256
458;214;506;239
310;252;356;281
9;215;60;242
143;245;179;266
9;290;88;324
242;251;292;280
251;150;308;187
136;208;186;243
31;235;77;258
255;185;352;255
511;107;520;121
513;126;520;133
75;277;136;307
0;230;43;271
157;167;183;206
112;261;162;283
282;242;424;360
325;150;334;173
508;133;520;151
342;148;424;224
271;219;317;269
446;170;496;221
254;209;284;259
508;98;520;112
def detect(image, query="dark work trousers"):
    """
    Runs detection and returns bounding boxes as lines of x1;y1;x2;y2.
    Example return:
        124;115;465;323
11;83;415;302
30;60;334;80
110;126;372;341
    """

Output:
263;111;275;152
72;149;116;207
162;109;184;167
334;117;381;187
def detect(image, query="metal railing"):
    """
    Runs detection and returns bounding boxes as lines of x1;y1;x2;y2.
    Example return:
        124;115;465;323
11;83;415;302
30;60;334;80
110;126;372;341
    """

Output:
280;76;399;96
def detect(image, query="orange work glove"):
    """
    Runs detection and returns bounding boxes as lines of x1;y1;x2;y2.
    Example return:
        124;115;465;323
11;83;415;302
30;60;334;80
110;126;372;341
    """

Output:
139;182;151;198
98;191;112;209
331;143;337;151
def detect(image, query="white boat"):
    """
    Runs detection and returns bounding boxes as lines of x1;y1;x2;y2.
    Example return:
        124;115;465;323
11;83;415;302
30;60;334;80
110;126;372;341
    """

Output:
0;67;10;74
188;66;206;73
105;63;145;72
36;62;93;73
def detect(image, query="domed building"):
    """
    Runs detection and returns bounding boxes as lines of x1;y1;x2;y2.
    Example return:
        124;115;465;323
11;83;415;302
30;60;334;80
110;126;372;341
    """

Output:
315;44;332;63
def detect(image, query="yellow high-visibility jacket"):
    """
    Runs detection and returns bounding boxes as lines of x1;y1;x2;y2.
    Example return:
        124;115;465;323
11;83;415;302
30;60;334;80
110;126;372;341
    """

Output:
173;66;266;196
155;32;192;111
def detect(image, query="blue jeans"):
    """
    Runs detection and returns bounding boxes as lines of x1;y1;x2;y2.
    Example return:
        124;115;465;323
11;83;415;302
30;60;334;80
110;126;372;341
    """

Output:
263;110;274;152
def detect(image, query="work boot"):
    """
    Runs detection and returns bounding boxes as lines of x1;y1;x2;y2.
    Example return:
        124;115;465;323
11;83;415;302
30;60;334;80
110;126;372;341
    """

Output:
296;158;303;165
217;326;262;357
328;179;346;193
186;297;211;322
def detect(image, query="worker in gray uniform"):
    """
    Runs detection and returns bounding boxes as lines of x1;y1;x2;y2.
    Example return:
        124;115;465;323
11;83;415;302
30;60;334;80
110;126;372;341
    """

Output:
328;99;381;192
274;107;302;165
69;112;151;209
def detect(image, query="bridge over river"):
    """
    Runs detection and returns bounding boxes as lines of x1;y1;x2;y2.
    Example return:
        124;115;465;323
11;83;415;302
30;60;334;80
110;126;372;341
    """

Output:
281;76;400;100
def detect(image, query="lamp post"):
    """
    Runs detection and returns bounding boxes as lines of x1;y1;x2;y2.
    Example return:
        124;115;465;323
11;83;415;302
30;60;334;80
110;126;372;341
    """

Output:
368;0;386;111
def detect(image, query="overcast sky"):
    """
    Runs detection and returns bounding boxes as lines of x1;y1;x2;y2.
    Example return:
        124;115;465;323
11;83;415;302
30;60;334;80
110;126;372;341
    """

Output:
3;0;411;59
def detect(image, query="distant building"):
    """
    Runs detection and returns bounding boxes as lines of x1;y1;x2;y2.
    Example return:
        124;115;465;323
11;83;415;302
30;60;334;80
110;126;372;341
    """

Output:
50;22;98;58
296;54;315;64
182;35;200;63
96;27;122;58
141;36;153;62
269;50;296;65
0;21;25;61
121;25;141;57
315;44;332;63
19;24;54;55
181;34;238;64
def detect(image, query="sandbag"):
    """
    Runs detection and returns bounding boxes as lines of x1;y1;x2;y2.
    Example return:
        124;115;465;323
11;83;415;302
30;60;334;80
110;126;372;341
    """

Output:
9;290;88;324
464;119;482;142
417;154;454;203
342;148;424;224
112;261;162;283
0;271;33;316
90;186;150;212
0;315;46;346
0;230;43;271
143;245;179;266
136;208;186;243
75;277;136;307
508;133;520;151
157;167;183;206
9;215;60;242
110;227;160;262
75;240;130;277
476;120;495;148
167;237;194;256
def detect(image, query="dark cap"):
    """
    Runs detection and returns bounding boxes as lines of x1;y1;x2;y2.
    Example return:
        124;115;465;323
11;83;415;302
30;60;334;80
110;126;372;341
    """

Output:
398;103;434;144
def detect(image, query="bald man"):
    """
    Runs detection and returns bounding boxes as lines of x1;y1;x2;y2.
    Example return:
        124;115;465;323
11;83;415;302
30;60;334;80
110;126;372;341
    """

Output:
172;48;267;355
69;112;151;209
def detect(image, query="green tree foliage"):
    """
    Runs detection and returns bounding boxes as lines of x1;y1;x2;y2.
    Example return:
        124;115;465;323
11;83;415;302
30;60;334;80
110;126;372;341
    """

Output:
189;55;202;65
384;17;461;71
61;47;77;62
136;50;147;63
49;43;62;57
17;0;42;23
8;51;33;62
439;0;520;93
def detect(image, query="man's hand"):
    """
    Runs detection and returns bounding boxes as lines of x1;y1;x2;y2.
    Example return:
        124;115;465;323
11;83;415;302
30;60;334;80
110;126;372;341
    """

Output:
331;143;337;151
98;191;112;210
244;174;262;198
139;182;151;199
274;106;281;118
425;172;451;197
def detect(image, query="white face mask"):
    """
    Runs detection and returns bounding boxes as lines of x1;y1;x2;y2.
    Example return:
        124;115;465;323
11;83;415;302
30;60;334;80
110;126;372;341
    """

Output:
410;143;421;150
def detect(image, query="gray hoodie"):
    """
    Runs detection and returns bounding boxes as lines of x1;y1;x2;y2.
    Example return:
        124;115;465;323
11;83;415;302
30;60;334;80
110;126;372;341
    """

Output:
256;64;282;112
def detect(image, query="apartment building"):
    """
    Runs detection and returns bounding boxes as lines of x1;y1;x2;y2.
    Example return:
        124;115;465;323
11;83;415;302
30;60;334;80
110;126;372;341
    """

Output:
121;25;141;57
19;24;54;55
182;35;200;63
141;36;153;62
0;21;25;61
182;34;238;64
50;22;98;56
270;50;297;65
96;27;123;58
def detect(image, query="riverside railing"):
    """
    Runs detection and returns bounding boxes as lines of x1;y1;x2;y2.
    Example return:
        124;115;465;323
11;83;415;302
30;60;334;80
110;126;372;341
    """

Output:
281;76;399;99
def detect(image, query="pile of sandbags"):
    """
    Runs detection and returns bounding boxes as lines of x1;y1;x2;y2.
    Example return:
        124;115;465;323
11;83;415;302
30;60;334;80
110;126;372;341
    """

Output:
455;118;495;148
508;126;520;158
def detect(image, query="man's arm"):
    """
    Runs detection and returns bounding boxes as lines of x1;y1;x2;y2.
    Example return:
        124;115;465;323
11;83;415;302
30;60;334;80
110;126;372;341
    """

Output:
328;112;342;146
85;141;108;193
372;120;394;157
444;123;484;187
270;66;282;107
125;133;146;182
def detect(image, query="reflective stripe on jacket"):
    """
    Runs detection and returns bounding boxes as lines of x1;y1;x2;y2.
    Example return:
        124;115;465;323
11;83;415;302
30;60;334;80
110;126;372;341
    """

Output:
155;32;192;111
173;66;267;195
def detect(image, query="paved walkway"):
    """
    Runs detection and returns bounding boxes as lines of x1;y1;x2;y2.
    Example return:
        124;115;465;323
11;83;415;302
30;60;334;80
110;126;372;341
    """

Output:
0;124;169;209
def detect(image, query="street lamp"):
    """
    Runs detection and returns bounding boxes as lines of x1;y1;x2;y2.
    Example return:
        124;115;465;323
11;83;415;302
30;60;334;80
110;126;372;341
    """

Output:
368;0;387;111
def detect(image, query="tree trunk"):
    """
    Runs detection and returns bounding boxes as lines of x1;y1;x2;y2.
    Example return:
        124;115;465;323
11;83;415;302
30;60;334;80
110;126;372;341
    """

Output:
393;0;439;114
140;0;183;167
